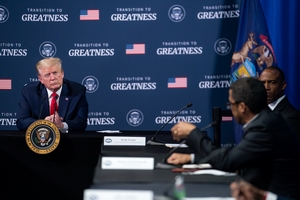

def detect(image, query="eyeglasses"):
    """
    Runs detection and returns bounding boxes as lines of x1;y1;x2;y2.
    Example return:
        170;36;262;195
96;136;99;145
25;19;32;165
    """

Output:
226;101;241;109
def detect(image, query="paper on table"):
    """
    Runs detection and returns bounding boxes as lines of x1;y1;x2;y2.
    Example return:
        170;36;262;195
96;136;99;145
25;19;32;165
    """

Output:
184;169;236;176
185;198;234;200
165;143;188;148
97;130;121;133
182;163;212;169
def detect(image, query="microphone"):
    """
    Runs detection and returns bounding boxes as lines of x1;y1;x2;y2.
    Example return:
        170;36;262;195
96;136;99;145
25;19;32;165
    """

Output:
147;103;193;145
155;121;218;169
38;96;47;120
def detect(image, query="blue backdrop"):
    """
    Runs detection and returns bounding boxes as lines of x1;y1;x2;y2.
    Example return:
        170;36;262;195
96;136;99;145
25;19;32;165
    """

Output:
0;0;298;146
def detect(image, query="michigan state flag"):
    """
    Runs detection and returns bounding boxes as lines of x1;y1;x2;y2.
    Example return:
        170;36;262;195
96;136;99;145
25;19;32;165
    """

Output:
230;0;277;143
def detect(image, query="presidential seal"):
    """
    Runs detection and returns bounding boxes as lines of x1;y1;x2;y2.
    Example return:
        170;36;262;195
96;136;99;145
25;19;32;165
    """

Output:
25;120;60;154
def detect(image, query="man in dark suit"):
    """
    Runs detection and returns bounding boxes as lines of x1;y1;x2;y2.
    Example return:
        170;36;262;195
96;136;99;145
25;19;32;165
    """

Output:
259;66;300;139
167;77;300;199
17;57;88;132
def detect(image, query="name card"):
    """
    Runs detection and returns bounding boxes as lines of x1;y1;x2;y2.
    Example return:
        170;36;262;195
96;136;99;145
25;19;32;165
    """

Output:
84;189;153;200
101;157;154;170
103;136;145;146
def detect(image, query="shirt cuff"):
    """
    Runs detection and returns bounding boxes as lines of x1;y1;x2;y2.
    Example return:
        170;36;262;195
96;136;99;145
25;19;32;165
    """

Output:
59;122;69;133
190;153;195;163
265;192;277;200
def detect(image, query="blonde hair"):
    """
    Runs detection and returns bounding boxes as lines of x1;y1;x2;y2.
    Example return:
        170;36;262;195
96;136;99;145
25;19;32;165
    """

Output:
36;57;63;76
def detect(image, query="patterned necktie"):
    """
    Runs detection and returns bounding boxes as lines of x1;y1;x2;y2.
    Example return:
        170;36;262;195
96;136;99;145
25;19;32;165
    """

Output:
50;92;58;115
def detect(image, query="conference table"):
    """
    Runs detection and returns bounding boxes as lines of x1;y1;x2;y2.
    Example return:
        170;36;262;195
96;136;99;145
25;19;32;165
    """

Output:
0;130;236;200
90;140;236;199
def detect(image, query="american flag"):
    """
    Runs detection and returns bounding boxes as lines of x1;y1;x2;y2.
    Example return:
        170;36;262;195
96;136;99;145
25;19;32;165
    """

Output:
126;44;145;54
168;77;187;88
80;10;99;20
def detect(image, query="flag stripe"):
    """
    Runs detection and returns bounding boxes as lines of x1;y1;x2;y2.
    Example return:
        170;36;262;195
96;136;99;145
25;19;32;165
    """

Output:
222;116;233;122
0;79;12;90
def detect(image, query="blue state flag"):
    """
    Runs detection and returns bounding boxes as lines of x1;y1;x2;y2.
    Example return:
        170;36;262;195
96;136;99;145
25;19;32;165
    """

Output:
230;0;277;143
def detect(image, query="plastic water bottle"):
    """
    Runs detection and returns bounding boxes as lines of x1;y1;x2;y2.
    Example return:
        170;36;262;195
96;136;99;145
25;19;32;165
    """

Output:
173;175;186;200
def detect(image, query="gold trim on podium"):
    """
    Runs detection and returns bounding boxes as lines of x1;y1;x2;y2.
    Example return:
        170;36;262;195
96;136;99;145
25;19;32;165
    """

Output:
25;120;60;154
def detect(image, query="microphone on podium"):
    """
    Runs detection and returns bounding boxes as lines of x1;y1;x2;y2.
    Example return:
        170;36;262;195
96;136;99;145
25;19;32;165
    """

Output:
155;121;218;169
147;103;193;145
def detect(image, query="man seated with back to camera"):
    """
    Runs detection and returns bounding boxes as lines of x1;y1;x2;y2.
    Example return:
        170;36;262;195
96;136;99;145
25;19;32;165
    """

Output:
167;77;300;199
16;57;88;132
259;66;300;139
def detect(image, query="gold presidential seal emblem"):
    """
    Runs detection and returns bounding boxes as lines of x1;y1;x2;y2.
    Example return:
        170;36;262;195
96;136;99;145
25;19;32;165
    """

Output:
25;120;60;154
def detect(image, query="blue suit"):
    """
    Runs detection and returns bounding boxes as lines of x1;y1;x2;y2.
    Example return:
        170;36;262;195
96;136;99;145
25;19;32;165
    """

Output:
17;79;88;131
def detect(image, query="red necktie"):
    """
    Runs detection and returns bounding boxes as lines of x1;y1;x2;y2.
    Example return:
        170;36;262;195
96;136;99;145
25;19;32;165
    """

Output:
50;92;58;115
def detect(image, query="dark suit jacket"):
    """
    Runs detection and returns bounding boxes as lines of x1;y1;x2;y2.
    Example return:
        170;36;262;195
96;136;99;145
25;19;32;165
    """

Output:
186;108;300;199
17;79;88;131
273;96;300;139
277;196;296;200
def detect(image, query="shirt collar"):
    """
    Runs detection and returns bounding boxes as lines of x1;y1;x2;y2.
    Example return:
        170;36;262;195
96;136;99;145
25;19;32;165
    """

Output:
268;95;285;110
46;86;62;99
243;114;259;129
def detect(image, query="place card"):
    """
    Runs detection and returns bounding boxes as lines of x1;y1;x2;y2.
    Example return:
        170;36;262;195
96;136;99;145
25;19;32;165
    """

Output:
182;163;212;169
84;189;153;200
103;136;146;146
101;157;154;170
97;130;121;133
165;143;189;148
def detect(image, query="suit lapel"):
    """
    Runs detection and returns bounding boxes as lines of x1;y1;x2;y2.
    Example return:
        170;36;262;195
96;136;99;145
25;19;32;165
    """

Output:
58;83;69;119
273;96;287;112
243;108;270;135
39;86;50;118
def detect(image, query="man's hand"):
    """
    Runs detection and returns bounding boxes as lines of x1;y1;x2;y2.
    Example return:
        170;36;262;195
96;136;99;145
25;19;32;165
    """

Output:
167;153;191;165
171;122;196;141
45;112;64;129
230;180;265;200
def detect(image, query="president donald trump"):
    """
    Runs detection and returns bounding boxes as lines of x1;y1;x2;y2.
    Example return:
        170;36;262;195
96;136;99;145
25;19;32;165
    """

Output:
17;57;88;132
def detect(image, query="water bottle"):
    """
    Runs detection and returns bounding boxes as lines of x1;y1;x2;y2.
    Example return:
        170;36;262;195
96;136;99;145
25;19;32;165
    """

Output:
173;175;186;200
